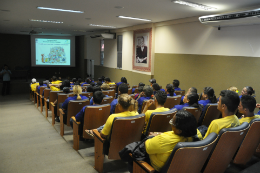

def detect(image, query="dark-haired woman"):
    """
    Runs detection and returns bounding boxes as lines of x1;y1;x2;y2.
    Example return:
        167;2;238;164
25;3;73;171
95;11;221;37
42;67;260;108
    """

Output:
145;110;198;172
172;93;202;111
180;87;197;103
240;86;255;98
198;87;217;111
165;84;176;96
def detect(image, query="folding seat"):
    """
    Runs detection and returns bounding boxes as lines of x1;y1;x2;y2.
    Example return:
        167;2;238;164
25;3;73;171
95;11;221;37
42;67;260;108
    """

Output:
174;90;185;96
164;95;181;109
102;90;116;98
101;96;114;105
198;103;221;126
183;107;202;123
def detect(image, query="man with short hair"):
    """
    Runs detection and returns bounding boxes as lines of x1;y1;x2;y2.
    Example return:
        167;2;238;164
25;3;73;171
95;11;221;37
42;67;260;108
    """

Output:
137;85;153;113
142;91;170;133
198;90;240;140
110;83;128;114
238;95;260;124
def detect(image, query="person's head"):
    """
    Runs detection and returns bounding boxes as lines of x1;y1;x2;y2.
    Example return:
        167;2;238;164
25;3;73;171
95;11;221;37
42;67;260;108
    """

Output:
118;94;137;111
52;76;57;81
241;86;255;96
62;80;70;88
58;77;62;80
78;78;82;83
169;110;197;137
93;91;105;104
138;86;144;93
98;78;102;82
87;85;93;93
39;81;43;86
138;36;144;47
239;95;256;114
188;87;197;94
203;87;217;103
90;82;95;87
72;78;77;83
73;85;82;100
105;77;111;83
121;77;127;84
149;79;156;85
119;83;128;94
173;79;180;88
187;93;199;106
227;86;238;93
93;86;101;93
31;78;36;83
218;90;240;114
138;82;145;87
143;86;153;97
152;83;160;91
166;84;175;96
96;81;102;86
154;90;167;106
86;78;92;83
101;83;110;90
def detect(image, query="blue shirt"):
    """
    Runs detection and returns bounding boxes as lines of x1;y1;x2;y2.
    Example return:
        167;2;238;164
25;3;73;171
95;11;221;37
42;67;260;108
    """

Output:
75;104;98;123
174;87;181;91
257;110;260;115
239;95;242;99
171;103;189;111
198;99;211;112
81;82;89;86
110;99;118;114
37;84;47;94
132;88;136;93
62;95;88;113
138;96;151;113
116;82;123;87
167;93;177;96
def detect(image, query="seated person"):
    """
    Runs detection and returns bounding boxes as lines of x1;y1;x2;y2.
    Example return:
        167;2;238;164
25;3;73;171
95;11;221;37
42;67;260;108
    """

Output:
70;91;105;133
240;86;255;98
81;77;92;86
70;78;77;86
89;94;138;138
238;95;260;124
198;87;217;111
165;84;176;96
101;83;110;90
105;77;116;85
144;110;198;172
110;83;128;114
136;86;153;113
51;76;62;84
30;78;39;92
180;87;197;103
96;81;103;87
173;79;181;91
149;78;156;86
49;76;62;91
134;85;144;100
36;81;46;94
116;77;127;92
89;86;102;105
132;82;145;94
61;85;88;123
152;83;165;95
142;91;170;133
172;93;202;111
197;90;240;140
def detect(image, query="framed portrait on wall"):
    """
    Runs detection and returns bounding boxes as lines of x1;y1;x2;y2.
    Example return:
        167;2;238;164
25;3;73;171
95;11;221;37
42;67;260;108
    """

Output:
133;28;152;72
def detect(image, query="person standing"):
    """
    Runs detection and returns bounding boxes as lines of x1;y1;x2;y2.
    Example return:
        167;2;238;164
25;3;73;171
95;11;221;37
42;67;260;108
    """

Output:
0;64;11;96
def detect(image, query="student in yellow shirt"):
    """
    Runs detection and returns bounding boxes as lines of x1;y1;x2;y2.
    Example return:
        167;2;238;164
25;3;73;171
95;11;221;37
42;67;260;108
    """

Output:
142;90;170;134
49;76;62;91
145;110;198;172
30;78;39;92
104;77;116;85
198;90;240;140
238;95;260;124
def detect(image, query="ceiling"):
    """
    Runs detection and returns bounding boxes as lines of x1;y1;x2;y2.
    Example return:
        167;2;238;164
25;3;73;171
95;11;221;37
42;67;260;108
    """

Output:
1;0;260;36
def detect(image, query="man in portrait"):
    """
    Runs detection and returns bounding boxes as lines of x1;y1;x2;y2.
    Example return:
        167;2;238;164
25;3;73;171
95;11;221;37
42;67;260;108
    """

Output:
136;36;147;64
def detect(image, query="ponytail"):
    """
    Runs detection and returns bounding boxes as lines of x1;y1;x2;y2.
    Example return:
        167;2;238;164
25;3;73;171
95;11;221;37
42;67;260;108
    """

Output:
73;85;82;100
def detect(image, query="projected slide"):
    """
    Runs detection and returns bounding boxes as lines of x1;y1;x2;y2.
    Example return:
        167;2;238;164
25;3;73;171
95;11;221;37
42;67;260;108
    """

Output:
35;38;70;65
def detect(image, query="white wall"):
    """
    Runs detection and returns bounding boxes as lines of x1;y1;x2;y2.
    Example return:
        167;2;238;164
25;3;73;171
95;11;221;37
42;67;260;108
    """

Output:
85;36;101;65
103;39;117;68
155;21;260;57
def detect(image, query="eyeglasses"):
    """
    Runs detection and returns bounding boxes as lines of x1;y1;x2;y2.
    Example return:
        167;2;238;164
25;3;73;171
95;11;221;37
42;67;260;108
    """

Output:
169;119;176;126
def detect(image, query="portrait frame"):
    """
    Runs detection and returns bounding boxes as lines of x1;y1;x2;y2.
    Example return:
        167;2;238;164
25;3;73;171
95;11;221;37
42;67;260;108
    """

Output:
132;28;152;72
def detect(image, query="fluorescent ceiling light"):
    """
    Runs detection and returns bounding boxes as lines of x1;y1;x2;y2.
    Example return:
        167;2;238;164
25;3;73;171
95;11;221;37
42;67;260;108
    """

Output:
89;24;116;28
29;19;63;23
172;0;217;11
118;16;151;21
37;7;84;13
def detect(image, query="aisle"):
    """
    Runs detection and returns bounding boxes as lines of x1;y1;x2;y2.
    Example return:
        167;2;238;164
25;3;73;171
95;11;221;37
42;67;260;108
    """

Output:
0;94;97;173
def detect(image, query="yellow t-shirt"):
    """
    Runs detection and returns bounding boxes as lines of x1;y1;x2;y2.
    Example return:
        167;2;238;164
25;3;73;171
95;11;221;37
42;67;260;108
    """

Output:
108;82;116;85
202;115;240;139
31;83;39;92
101;111;138;137
51;80;62;84
145;131;193;172
50;86;60;91
239;115;260;124
144;107;170;133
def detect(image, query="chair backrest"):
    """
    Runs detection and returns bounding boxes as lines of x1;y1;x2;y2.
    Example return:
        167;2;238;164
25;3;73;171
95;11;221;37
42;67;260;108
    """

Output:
175;90;185;96
66;99;90;125
134;88;139;93
160;133;218;173
49;91;62;107
39;86;46;95
141;100;156;113
107;114;145;160
132;85;137;89
144;109;177;136
43;88;51;99
57;93;74;115
81;92;93;98
101;96;114;105
199;103;221;126
233;118;260;165
128;88;132;95
183;107;202;123
164;96;181;109
102;90;115;98
83;104;111;139
83;84;90;86
203;122;250;173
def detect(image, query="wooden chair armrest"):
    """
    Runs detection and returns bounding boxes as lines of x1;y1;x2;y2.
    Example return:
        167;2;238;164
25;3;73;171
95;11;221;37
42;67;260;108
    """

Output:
59;108;65;115
44;98;48;102
50;102;55;107
71;116;80;125
130;153;155;173
93;129;106;143
40;95;43;98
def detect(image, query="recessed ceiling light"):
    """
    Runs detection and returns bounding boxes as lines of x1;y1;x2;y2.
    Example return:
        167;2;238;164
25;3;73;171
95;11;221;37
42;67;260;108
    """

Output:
89;24;116;28
37;7;84;13
172;0;217;11
118;16;151;21
115;6;124;9
29;19;63;23
85;18;91;20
